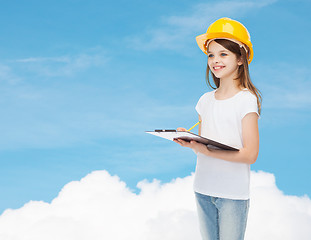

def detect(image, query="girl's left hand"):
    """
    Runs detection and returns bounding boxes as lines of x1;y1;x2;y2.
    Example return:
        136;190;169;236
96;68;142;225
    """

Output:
174;139;208;154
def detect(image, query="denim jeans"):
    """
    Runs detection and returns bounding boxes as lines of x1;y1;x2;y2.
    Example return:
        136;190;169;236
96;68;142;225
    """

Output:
195;192;249;240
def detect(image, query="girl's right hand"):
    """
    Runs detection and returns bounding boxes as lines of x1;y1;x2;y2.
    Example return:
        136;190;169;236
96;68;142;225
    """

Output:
177;127;187;132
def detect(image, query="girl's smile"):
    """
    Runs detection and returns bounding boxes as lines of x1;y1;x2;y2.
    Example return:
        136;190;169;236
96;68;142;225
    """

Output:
213;65;225;71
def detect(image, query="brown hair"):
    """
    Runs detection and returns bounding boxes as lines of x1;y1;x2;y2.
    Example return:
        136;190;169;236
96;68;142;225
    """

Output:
205;39;262;115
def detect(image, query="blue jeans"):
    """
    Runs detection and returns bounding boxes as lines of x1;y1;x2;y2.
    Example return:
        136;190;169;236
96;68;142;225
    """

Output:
195;192;249;240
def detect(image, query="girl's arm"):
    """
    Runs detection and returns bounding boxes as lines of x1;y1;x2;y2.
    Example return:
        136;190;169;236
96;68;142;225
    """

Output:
198;115;202;136
174;112;259;164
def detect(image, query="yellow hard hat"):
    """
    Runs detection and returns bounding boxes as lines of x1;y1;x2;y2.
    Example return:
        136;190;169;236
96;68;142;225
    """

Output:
196;17;253;64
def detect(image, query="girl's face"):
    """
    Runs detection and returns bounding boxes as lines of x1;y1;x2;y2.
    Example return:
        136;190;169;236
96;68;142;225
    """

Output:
207;40;242;80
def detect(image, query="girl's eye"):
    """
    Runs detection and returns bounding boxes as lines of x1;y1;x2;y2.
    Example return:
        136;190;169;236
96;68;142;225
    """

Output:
221;53;227;56
208;54;214;58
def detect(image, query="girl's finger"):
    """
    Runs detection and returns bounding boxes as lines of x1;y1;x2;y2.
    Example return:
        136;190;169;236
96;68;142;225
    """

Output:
173;139;183;145
177;139;185;144
174;138;188;147
180;140;191;147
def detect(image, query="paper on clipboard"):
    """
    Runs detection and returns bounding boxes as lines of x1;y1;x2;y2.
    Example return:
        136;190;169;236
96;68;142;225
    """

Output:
145;130;239;151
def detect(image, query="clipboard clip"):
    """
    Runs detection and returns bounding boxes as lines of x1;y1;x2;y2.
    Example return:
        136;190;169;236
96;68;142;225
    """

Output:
155;129;176;132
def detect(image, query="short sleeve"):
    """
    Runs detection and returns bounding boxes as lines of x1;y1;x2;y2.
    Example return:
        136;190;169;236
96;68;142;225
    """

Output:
195;93;206;116
240;92;259;119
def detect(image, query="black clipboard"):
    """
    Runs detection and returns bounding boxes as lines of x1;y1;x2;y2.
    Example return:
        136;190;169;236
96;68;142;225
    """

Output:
145;130;239;151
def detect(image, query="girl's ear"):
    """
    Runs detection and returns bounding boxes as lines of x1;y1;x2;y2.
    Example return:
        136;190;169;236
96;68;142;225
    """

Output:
238;57;243;66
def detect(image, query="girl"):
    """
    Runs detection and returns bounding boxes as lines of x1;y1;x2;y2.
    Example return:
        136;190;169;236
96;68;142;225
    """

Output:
174;18;262;240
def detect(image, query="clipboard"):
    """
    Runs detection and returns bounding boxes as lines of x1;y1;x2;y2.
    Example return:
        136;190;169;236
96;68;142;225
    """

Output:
145;130;239;151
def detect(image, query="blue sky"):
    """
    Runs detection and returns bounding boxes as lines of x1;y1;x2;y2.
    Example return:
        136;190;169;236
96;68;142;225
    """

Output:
0;0;310;213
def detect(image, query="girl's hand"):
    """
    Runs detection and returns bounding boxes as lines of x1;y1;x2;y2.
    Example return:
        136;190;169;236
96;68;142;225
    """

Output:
173;139;209;155
177;127;187;132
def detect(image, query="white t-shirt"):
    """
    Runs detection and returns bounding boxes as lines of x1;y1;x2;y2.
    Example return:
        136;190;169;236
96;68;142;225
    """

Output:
194;88;259;200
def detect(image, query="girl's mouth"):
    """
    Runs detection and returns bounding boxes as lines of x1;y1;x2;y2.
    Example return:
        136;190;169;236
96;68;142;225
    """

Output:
213;66;225;70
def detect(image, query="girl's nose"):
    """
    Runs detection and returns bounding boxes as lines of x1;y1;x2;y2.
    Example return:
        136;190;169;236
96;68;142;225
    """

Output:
213;57;220;64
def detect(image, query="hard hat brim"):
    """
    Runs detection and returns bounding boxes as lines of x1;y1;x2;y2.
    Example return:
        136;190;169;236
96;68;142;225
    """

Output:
196;33;253;64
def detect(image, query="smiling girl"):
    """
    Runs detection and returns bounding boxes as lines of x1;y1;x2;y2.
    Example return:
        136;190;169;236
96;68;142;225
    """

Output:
174;18;262;240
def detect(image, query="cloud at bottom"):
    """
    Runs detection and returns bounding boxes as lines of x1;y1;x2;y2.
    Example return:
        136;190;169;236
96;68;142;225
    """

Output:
0;169;310;240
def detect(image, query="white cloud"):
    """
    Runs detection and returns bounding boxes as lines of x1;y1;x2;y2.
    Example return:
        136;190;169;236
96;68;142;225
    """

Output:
13;49;108;77
126;0;277;53
15;56;71;63
0;64;21;84
247;171;311;239
0;169;310;240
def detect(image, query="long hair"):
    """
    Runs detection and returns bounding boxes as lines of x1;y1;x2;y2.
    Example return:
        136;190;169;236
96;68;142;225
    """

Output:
205;39;262;115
